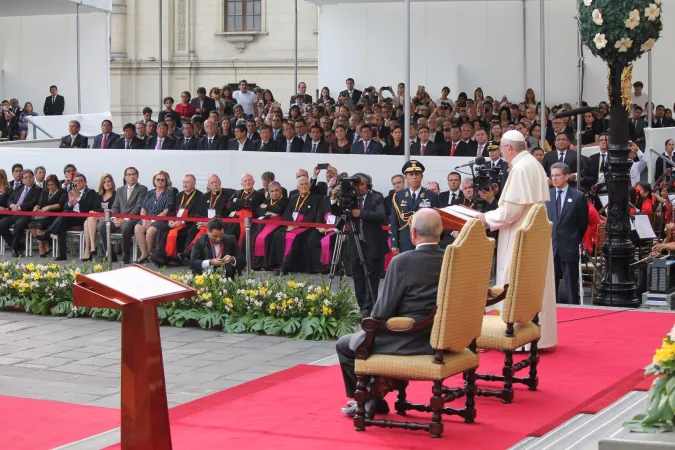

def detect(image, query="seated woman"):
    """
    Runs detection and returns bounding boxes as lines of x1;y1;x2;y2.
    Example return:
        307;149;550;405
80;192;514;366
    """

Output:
0;169;13;210
306;196;338;274
134;171;174;263
632;182;659;215
266;176;320;274
223;173;264;246
249;182;288;269
82;173;116;261
28;174;66;258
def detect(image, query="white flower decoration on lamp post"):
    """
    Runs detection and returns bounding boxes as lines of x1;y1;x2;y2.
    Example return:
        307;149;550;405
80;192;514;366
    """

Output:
645;4;661;21
615;37;633;52
594;33;608;49
593;9;604;25
584;0;593;5
640;37;656;52
625;9;641;29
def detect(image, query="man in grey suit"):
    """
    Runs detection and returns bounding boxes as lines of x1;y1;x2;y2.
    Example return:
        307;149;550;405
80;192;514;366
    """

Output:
97;167;148;264
337;208;445;417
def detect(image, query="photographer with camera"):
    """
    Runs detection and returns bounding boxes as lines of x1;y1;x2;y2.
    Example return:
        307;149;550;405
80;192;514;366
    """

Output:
330;173;389;317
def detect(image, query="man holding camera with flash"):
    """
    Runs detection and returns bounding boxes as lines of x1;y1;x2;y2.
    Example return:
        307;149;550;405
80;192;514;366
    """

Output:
330;174;389;317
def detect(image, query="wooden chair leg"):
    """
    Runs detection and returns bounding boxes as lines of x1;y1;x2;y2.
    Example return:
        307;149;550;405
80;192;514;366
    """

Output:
395;380;408;416
429;380;444;438
502;351;514;404
354;375;368;431
464;369;477;423
528;340;540;391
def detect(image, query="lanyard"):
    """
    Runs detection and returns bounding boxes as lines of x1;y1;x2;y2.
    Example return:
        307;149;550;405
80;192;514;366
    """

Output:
241;189;255;203
210;189;222;206
269;197;279;206
180;190;197;209
295;194;310;212
209;241;224;259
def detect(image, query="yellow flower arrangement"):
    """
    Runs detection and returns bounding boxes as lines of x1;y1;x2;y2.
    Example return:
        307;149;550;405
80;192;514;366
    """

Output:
194;275;205;286
287;281;297;288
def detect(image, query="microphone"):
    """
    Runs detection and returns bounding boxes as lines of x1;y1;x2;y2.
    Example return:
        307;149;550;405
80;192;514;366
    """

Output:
454;157;486;169
554;106;596;119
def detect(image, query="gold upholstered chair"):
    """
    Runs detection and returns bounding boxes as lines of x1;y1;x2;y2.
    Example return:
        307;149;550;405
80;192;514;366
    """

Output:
476;204;552;404
353;219;494;438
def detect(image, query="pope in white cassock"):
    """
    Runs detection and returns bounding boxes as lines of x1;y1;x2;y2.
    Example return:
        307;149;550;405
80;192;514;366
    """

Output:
477;130;557;348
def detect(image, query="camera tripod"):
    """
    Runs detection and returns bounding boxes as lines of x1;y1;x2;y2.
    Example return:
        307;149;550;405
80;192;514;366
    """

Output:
328;214;377;310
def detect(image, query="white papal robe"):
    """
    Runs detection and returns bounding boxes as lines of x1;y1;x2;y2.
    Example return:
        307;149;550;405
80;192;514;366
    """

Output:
485;150;558;348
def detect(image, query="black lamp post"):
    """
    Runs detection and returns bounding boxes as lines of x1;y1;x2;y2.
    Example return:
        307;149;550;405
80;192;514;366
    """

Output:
595;63;639;307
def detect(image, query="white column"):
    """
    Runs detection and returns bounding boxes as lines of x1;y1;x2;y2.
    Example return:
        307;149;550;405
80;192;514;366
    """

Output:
111;1;128;60
404;0;411;163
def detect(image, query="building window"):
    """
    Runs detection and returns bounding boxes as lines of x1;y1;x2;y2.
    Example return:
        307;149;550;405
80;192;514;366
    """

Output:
225;0;261;31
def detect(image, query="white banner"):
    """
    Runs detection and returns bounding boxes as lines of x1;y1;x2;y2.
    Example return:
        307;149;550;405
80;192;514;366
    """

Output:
0;148;476;195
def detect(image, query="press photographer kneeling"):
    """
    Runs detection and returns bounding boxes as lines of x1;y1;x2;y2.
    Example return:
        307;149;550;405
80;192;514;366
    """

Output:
330;173;389;317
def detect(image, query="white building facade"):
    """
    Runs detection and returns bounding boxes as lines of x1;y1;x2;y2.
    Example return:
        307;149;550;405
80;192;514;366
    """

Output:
110;0;319;125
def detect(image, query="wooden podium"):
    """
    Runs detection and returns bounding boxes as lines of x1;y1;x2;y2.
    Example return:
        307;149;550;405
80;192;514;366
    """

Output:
73;265;197;450
435;205;479;231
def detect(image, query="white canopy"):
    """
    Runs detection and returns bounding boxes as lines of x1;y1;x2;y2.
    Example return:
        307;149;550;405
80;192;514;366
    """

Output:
0;0;110;16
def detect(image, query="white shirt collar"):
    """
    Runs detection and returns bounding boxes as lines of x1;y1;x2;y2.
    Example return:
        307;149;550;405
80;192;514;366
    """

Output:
415;243;436;249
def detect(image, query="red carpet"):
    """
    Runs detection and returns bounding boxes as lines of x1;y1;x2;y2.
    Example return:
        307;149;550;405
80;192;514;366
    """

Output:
107;307;673;450
0;395;118;450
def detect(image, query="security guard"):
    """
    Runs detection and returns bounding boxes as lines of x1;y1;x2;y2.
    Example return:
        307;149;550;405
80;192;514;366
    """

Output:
391;160;440;254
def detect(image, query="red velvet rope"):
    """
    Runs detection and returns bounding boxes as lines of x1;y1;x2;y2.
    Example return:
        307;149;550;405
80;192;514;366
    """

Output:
0;209;394;231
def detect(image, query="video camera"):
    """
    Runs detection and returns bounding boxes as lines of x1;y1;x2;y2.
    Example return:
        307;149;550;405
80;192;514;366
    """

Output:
336;172;361;213
472;157;500;193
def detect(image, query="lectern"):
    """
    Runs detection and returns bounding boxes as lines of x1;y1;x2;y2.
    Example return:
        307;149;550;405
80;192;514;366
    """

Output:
73;265;197;450
435;205;479;231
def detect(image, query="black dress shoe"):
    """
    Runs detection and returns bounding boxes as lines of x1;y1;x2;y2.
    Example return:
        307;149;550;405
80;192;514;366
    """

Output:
11;250;21;258
136;256;149;264
342;399;389;417
54;256;67;261
35;232;50;242
39;251;50;258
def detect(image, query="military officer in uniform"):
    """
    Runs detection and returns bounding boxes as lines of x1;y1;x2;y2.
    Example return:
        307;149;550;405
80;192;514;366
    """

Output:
391;160;440;254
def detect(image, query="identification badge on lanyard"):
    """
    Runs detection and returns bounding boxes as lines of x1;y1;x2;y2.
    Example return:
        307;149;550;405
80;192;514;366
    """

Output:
292;212;299;222
177;208;186;217
207;208;216;219
326;214;336;225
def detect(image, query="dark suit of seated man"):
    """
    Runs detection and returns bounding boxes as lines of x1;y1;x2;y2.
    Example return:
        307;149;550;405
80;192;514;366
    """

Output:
351;124;383;155
336;208;445;417
59;120;89;148
114;123;145;149
190;218;245;277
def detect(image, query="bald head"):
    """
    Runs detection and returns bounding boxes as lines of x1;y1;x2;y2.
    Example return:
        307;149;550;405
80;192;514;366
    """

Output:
411;209;442;245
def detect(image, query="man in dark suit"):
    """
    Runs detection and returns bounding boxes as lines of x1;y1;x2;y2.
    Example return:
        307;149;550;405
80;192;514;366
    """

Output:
115;123;146;149
175;122;199;150
145;122;176;150
543;133;582;187
190;218;245;276
92;120;120;149
330;173;389;317
339;78;362;106
455;123;478;156
43;85;65;116
0;169;41;257
545;162;589;305
197;119;225;150
337;208;445;416
410;125;439;156
280;122;304;153
438;171;464;208
391;160;440;254
289;81;313;106
302;125;330;153
384;175;406;217
587;133;609;188
98;167;148;263
59;120;89;148
629;106;647;145
351;124;383;155
190;87;216;120
252;126;278;152
37;173;98;260
245;119;261;142
270;115;285;141
227;124;254;151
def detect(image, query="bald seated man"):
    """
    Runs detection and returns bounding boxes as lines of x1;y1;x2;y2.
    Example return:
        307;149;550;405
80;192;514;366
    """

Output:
336;208;445;417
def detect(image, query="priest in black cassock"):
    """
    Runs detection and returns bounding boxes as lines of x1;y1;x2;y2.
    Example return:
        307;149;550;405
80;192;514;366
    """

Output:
248;182;289;269
223;173;264;246
306;196;338;273
266;176;320;273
